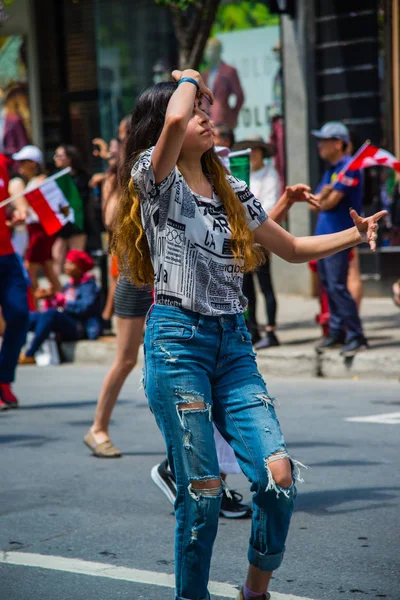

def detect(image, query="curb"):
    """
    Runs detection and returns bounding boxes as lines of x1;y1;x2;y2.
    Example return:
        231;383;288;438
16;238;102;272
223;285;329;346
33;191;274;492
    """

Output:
61;339;400;381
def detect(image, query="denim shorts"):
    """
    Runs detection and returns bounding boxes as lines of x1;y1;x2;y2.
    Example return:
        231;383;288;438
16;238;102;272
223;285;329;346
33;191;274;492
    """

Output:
143;304;300;600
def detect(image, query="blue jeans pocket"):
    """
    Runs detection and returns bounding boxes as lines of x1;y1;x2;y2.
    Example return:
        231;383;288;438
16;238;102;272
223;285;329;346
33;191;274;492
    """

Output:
153;322;196;343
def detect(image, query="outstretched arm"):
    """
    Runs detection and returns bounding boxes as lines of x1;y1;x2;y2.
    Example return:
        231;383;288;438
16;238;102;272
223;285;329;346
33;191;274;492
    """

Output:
268;184;319;224
254;209;386;263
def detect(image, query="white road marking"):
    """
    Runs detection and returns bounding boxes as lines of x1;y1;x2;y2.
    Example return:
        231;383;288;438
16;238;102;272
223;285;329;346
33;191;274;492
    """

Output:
0;551;315;600
345;411;400;424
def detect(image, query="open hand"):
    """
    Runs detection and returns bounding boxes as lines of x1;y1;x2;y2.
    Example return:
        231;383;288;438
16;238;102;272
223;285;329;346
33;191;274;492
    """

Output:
6;209;27;227
285;184;320;210
89;172;106;188
92;138;110;160
350;208;387;252
172;69;214;105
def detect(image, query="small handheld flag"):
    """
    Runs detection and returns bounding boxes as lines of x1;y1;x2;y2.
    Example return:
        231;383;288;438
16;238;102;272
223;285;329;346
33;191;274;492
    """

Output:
334;141;400;188
0;168;82;236
228;148;251;186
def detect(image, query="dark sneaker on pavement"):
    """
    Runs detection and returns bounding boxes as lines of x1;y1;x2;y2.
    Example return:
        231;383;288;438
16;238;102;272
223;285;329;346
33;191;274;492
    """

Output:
151;459;177;505
220;489;251;519
315;333;346;352
0;398;8;411
254;331;280;350
340;337;369;358
251;331;261;345
0;383;18;408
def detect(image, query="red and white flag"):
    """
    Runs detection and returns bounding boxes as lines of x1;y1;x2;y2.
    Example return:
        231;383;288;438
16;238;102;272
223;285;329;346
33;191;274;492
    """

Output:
0;168;74;235
335;141;400;187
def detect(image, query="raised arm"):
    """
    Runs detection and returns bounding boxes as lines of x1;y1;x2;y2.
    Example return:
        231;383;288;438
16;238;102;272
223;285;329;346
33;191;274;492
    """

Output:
8;177;30;223
101;173;118;231
254;208;386;263
151;70;213;184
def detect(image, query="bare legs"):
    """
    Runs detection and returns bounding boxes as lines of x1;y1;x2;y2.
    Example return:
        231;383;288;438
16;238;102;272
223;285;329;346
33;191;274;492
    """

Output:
52;234;87;277
102;276;117;321
245;458;292;597
347;247;363;310
90;315;145;444
25;261;39;293
42;260;62;292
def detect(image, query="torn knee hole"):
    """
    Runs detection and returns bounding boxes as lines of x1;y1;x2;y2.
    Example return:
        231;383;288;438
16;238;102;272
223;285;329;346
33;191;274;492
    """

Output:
191;478;220;490
188;478;221;499
178;402;206;411
268;457;292;489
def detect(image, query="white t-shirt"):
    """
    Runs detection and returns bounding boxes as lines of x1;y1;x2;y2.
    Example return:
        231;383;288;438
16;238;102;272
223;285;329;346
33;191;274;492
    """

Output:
250;163;280;214
131;147;267;316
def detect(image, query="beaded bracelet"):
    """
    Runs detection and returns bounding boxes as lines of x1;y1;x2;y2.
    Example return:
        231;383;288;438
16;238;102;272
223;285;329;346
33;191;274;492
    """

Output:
177;77;200;91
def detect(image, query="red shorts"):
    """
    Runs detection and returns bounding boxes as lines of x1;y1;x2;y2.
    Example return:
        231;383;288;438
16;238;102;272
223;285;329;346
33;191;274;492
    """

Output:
25;223;55;264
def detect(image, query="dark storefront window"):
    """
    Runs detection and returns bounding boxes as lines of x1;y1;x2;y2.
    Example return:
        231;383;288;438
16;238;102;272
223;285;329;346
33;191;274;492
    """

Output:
377;0;400;249
314;0;400;285
93;0;177;144
34;0;100;172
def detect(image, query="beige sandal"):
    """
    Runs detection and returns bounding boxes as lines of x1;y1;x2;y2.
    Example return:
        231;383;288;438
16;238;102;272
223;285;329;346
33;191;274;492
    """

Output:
83;429;122;458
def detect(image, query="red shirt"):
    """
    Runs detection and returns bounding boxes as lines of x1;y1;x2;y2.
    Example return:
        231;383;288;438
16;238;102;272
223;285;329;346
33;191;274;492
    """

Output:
0;154;13;257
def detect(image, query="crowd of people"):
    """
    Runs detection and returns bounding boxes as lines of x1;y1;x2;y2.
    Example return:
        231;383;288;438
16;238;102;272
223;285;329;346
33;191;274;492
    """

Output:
0;64;393;600
0;137;108;408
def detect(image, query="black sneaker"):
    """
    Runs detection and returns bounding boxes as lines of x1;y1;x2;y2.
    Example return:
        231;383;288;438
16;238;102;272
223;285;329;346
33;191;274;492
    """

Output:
151;459;177;505
254;331;280;350
339;337;368;358
315;333;346;352
251;330;261;345
220;489;251;519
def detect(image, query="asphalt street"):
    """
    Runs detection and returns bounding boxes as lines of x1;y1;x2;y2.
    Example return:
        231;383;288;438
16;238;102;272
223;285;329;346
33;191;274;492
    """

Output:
0;365;399;600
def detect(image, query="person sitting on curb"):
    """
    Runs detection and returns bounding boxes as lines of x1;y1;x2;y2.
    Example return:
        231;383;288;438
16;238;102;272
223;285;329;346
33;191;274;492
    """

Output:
19;250;102;364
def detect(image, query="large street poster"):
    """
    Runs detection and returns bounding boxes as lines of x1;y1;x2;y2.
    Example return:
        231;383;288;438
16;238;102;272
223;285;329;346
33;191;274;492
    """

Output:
215;25;281;140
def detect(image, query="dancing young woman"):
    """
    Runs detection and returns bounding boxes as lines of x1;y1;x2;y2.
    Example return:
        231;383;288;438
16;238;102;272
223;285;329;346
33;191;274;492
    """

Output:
113;70;384;600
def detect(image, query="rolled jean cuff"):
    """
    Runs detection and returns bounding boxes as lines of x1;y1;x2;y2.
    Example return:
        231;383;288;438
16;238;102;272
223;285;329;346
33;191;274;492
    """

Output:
248;547;285;572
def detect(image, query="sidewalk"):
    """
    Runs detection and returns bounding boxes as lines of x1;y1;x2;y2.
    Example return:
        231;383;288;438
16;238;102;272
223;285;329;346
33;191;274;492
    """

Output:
60;294;400;380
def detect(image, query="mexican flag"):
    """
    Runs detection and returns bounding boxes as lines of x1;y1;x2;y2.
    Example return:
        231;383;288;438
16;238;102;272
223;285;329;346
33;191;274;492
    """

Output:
0;168;82;236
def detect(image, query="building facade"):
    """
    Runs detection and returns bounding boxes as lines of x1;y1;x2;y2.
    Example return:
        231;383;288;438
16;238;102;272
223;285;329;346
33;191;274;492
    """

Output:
279;0;400;295
1;0;399;295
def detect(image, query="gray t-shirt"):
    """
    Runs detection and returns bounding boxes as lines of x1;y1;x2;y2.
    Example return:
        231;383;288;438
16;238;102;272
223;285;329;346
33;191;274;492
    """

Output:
131;147;267;316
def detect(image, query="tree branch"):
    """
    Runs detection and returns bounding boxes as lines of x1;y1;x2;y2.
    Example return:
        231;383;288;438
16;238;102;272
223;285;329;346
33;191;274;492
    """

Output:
186;3;204;42
164;0;222;70
171;6;188;48
188;0;221;69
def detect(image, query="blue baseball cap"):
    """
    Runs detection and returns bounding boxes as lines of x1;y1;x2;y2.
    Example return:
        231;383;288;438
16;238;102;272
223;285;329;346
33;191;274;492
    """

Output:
311;122;350;144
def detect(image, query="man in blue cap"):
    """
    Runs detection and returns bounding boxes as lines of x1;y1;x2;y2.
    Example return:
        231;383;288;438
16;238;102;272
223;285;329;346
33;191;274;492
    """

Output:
312;121;367;357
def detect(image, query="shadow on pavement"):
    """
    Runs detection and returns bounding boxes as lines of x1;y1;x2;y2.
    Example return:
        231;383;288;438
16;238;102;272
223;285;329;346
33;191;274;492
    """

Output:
0;434;59;446
122;451;167;457
296;486;400;515
20;400;129;410
307;459;382;467
288;441;350;449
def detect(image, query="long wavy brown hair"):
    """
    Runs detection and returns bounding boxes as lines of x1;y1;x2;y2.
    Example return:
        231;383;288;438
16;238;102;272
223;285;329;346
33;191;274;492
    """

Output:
111;82;264;286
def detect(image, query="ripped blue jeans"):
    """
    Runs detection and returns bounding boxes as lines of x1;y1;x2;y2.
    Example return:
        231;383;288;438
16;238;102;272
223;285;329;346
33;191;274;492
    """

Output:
143;305;300;600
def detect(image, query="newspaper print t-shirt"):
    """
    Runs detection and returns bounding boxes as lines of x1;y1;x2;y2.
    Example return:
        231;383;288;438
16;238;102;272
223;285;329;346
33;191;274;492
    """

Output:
131;147;267;316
